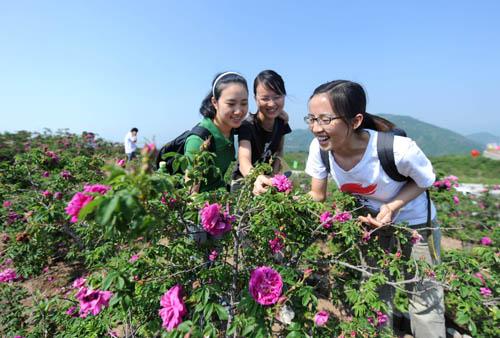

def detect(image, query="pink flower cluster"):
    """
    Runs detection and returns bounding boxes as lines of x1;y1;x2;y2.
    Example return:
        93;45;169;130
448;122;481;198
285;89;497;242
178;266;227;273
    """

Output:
208;250;218;262
0;268;18;283
368;311;388;327
72;277;113;318
480;287;492;297
249;266;283;306
452;195;460;205
314;310;329;326
65;184;111;223
272;174;292;193
3;200;12;208
433;175;458;191
199;202;235;236
45;150;59;163
116;159;126;167
158;285;187;331
60;170;73;180
320;211;352;229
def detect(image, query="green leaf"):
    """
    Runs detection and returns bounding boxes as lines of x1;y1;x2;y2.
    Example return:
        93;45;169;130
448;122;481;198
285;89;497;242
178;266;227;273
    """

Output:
214;304;228;321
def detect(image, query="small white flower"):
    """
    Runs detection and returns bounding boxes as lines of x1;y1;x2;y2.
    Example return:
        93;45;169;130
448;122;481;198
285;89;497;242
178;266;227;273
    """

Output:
279;305;295;324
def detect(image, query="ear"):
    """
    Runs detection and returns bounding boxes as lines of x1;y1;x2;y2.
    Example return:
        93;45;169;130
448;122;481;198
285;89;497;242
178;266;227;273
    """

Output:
211;96;218;111
352;113;364;130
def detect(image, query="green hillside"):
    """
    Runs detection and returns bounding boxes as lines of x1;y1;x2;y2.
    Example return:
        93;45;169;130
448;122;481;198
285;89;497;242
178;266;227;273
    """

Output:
465;132;500;147
285;114;483;157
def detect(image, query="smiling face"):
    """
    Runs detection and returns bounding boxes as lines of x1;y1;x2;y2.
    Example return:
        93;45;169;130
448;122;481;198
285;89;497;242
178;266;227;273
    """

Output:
211;83;248;133
255;83;285;120
307;94;352;151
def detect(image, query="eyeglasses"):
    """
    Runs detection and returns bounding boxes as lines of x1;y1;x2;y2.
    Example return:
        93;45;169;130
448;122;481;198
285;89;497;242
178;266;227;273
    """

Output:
303;115;342;125
256;95;284;103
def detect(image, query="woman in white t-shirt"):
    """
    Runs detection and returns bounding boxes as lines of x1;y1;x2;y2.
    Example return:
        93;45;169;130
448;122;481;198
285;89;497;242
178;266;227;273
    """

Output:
254;80;445;337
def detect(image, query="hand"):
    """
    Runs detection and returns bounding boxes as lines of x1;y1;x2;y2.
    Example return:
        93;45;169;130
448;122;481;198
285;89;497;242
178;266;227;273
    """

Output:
278;110;289;123
358;204;394;228
253;174;273;195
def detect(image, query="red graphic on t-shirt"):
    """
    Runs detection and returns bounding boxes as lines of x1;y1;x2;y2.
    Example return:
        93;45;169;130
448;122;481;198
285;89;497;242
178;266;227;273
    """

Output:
340;183;377;195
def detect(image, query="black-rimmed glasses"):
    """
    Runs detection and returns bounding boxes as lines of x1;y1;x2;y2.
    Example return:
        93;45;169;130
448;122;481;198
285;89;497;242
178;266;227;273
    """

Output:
303;115;342;125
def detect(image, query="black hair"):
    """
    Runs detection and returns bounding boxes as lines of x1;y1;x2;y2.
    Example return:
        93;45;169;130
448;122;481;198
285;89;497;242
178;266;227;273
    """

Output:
310;80;395;133
199;72;248;119
253;70;286;96
131;127;138;133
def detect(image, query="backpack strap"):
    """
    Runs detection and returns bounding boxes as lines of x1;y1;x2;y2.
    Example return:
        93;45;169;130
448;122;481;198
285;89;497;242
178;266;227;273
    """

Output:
377;131;407;182
320;150;330;175
190;125;215;153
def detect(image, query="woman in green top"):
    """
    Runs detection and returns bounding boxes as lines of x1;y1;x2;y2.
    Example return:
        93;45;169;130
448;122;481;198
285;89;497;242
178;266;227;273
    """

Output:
184;72;249;192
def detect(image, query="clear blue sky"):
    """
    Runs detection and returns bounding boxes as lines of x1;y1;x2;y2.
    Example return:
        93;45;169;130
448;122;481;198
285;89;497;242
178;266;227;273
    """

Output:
1;1;499;146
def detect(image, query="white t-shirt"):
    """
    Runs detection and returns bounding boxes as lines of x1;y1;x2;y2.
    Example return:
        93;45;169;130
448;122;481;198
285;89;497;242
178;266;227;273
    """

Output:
124;132;137;154
305;129;436;226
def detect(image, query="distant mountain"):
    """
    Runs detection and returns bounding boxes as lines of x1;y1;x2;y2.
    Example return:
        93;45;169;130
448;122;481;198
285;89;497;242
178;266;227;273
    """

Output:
465;132;500;147
285;115;484;157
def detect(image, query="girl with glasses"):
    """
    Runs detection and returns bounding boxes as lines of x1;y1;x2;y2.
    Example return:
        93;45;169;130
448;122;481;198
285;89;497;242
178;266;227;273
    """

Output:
231;70;292;192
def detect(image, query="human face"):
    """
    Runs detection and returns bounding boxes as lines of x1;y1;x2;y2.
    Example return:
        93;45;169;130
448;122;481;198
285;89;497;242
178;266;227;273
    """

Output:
307;94;349;151
255;83;285;120
212;83;248;132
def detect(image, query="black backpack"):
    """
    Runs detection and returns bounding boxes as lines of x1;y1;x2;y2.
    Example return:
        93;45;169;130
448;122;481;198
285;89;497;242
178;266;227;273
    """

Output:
156;125;215;173
320;128;431;226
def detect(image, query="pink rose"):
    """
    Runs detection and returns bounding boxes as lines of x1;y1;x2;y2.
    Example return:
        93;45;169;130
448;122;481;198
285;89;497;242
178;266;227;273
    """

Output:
42;190;52;198
314;310;329;326
83;184;111;195
54;192;63;200
116;159;126;167
411;230;423;244
480;237;492;246
75;287;113;318
271;174;292;193
129;254;140;263
320;211;333;229
208;250;218;262
0;268;18;282
72;277;87;289
65;192;94;223
158;285;187;331
480;287;492;297
249;266;283;306
2;200;12;208
474;272;486;285
334;211;352;223
453;196;460;205
376;311;388;327
199;202;234;236
42;171;50;177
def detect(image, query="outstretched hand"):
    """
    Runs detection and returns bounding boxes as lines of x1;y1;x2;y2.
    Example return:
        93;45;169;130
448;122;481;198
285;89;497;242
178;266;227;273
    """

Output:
358;204;394;228
253;175;273;195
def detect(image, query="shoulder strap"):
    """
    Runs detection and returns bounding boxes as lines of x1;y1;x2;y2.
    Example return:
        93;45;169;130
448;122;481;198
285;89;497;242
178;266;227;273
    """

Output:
190;125;215;152
377;131;407;182
320;150;330;174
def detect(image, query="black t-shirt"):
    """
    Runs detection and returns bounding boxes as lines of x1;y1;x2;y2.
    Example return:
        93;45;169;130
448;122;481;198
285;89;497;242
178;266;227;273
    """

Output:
232;113;292;179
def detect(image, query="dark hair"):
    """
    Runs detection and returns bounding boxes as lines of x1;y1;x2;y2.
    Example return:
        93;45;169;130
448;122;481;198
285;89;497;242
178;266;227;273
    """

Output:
131;127;138;133
199;72;248;119
310;80;395;133
253;70;286;96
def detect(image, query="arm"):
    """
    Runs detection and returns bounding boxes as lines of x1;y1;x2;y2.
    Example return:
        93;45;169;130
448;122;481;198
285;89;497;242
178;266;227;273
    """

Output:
308;177;328;202
237;140;254;177
272;137;285;174
358;179;425;227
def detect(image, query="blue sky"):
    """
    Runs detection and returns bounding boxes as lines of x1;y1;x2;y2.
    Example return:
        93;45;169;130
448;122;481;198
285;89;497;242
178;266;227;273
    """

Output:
1;1;499;146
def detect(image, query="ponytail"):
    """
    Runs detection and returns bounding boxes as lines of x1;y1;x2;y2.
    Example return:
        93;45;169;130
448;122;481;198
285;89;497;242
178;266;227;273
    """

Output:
359;113;395;132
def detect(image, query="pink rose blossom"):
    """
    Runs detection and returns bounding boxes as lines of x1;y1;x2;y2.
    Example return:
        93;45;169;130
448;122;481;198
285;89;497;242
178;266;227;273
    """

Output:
83;184;111;195
72;277;87;289
66;306;78;316
54;192;63;200
445;175;458;182
480;287;492;297
42;190;52;198
376;311;388;327
129;254;140;263
411;230;423;244
474;272;486;285
208;250;218;262
362;231;371;242
271;174;292;193
269;237;284;254
60;170;73;180
158;285;187;331
314;310;329;326
42;171;50;178
65;192;94;223
480;237;492;246
116;159;126;167
320;211;333;229
453;196;460;205
0;268;18;283
75;287;113;318
199;202;235;236
334;211;352;223
2;200;12;208
249;266;283;306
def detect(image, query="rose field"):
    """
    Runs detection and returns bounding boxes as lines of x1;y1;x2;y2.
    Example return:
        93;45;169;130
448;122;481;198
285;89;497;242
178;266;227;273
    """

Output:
0;130;498;338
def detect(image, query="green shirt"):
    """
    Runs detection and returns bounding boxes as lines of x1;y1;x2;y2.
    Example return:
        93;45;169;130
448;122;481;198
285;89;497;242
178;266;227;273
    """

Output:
184;117;235;192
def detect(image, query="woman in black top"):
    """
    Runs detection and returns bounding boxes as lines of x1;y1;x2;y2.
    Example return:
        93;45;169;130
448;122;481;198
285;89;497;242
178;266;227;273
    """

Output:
231;70;292;190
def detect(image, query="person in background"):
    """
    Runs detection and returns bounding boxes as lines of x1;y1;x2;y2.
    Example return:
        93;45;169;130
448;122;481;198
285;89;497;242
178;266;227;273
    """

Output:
231;70;291;192
124;127;138;161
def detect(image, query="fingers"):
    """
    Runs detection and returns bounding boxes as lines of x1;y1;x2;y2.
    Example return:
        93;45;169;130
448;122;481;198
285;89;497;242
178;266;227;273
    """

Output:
253;175;272;195
358;214;384;228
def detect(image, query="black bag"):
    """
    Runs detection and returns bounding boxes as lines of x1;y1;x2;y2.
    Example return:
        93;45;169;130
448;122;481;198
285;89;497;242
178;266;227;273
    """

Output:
320;128;431;226
156;125;215;173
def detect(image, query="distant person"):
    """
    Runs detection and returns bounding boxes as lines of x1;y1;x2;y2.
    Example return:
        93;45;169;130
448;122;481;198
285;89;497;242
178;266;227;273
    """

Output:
231;70;292;192
184;72;249;192
124;127;138;161
254;80;445;337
